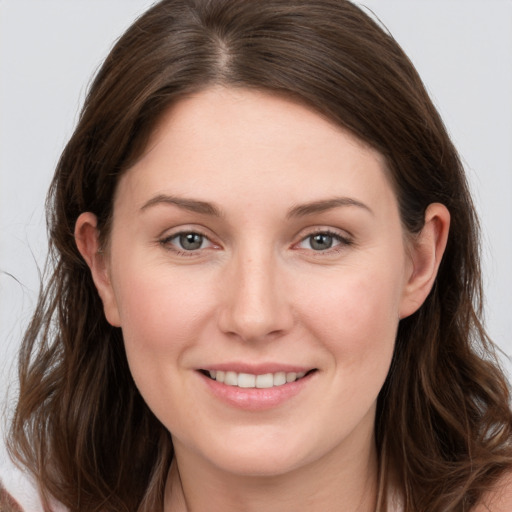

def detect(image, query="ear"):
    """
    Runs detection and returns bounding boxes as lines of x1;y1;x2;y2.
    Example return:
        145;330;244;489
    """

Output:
399;203;450;319
74;212;121;327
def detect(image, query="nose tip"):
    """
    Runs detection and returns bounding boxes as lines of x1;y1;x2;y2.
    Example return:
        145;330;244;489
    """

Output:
217;258;293;343
221;306;284;343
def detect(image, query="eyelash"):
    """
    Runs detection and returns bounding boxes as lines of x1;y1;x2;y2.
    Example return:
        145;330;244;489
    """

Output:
158;229;353;256
295;229;353;255
159;230;215;257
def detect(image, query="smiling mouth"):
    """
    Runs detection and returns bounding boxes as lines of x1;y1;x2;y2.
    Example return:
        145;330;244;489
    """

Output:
200;369;316;389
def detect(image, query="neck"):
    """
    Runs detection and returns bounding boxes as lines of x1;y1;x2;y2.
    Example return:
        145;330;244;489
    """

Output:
164;435;378;512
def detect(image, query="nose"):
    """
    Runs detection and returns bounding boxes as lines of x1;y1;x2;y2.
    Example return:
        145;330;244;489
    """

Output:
217;248;294;343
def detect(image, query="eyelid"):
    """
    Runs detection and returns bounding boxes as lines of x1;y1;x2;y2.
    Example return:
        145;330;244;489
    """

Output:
157;225;353;257
293;227;354;253
158;225;221;255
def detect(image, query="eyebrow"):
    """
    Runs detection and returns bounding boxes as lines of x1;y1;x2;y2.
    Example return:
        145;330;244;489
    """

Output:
287;197;373;218
140;194;222;217
140;194;372;218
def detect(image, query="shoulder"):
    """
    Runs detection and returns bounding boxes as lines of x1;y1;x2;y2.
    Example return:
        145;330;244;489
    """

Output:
474;471;512;512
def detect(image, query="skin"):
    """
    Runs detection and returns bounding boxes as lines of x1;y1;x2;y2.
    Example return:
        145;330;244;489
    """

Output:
76;87;451;511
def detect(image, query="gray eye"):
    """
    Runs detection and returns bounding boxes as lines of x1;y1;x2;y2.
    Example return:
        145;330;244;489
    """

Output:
179;233;204;250
309;233;334;250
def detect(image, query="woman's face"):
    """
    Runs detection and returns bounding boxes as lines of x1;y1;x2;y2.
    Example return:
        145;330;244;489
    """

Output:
87;87;429;477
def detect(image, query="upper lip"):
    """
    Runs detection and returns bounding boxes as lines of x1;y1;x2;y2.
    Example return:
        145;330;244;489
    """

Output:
198;363;315;374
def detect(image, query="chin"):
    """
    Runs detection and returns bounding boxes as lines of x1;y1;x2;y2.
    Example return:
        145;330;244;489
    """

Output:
210;451;309;478
185;430;320;478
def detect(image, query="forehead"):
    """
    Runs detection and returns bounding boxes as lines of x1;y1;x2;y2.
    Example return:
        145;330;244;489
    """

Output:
116;87;397;217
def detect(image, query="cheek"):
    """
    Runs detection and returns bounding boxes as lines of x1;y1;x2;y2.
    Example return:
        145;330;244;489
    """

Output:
111;267;216;377
299;266;402;373
111;269;221;431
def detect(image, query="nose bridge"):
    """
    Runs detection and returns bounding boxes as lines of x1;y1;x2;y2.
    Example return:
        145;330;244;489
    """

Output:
219;240;292;341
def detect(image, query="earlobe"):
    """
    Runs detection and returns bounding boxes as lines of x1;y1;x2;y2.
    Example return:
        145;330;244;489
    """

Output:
74;212;121;327
399;203;450;319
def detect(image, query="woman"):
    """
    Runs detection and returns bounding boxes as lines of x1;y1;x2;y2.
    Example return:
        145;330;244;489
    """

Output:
4;0;512;510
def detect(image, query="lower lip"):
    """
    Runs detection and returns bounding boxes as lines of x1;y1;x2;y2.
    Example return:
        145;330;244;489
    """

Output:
199;371;315;411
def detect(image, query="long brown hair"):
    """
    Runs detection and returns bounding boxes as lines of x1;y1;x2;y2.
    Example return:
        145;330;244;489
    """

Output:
9;1;512;510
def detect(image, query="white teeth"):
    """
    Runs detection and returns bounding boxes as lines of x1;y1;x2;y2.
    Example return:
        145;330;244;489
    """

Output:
238;373;256;388
206;369;310;388
256;373;273;388
224;371;238;386
286;372;297;383
273;372;287;386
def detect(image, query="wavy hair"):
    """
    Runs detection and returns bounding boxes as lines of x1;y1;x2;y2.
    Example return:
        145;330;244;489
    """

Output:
8;1;512;510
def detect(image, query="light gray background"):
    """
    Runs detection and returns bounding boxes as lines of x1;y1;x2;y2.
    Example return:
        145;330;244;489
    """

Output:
1;1;512;447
